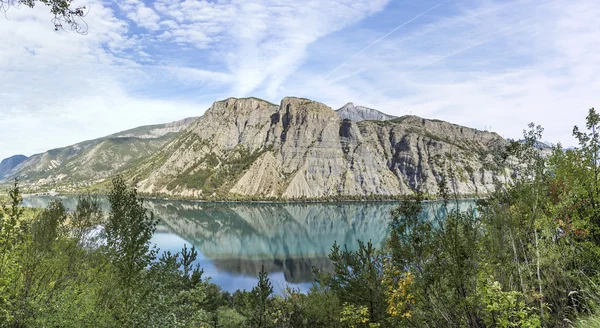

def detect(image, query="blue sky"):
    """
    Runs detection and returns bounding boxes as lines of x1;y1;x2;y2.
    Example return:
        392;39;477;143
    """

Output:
0;0;599;160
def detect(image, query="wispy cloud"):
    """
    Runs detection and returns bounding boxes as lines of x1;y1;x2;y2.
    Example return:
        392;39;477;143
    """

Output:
408;26;518;73
324;0;450;79
118;0;161;31
0;0;390;159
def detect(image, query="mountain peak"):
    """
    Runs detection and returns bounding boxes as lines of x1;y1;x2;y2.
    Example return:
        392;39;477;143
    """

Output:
335;103;396;122
215;97;277;107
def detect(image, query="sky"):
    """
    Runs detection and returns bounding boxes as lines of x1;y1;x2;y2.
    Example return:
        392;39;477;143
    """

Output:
0;0;599;160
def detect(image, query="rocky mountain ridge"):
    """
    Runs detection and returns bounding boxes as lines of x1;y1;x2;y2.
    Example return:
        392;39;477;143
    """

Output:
3;97;511;199
130;97;510;199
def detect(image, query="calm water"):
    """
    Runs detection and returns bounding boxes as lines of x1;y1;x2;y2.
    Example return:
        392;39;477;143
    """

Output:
22;196;475;293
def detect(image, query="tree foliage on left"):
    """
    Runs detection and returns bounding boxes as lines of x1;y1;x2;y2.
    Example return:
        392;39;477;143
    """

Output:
0;0;88;33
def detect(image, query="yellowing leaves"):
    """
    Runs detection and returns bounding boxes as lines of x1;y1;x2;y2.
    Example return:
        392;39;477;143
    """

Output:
340;303;378;327
382;260;414;319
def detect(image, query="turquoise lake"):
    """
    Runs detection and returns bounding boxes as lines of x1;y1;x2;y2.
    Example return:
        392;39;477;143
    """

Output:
22;196;476;294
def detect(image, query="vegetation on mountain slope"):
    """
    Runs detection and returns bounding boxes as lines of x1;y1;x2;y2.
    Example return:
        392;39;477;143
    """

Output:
0;118;196;193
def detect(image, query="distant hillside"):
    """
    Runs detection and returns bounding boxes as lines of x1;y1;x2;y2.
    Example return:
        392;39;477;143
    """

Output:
2;117;197;189
336;102;396;122
0;155;28;180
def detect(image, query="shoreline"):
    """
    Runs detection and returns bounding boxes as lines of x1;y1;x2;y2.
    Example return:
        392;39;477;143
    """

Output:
21;192;483;204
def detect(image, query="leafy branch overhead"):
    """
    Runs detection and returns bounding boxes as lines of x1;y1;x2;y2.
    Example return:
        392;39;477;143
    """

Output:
0;0;88;33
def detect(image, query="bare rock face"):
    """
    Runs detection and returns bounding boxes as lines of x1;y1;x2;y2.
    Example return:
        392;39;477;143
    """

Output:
135;97;510;199
230;152;283;197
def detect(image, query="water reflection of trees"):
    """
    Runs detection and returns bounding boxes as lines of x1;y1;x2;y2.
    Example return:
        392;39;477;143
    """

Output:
23;197;476;283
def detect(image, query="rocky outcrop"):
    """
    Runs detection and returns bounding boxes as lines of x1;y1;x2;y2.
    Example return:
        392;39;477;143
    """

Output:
336;102;396;122
135;97;510;198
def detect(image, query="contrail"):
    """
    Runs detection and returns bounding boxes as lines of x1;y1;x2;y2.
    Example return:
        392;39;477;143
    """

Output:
323;1;450;79
409;28;516;73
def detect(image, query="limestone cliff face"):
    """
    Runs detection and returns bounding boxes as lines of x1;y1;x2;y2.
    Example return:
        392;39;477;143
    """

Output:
135;97;510;198
6;96;509;198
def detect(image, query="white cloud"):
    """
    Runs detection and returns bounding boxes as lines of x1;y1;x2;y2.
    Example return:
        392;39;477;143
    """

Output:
162;66;233;86
222;0;390;97
118;0;161;31
1;0;391;159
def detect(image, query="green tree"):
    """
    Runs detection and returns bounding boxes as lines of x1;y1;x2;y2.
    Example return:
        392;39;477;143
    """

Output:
70;194;103;244
323;240;386;324
249;265;274;327
0;178;25;251
571;108;600;241
103;176;158;325
1;0;87;32
387;193;482;327
0;179;25;325
30;199;67;250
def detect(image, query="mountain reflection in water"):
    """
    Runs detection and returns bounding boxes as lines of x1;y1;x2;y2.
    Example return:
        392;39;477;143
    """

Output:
22;196;475;293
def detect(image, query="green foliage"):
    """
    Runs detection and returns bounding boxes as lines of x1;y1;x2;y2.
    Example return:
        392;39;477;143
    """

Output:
70;194;103;242
478;275;540;327
386;192;482;326
216;306;247;326
340;303;379;328
105;176;157;280
0;179;25;248
319;240;386;324
248;265;274;327
31;199;67;250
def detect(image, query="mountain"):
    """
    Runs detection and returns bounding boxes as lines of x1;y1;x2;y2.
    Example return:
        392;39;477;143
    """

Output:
2;117;197;189
336;102;396;121
5;97;511;199
130;97;510;199
0;155;28;180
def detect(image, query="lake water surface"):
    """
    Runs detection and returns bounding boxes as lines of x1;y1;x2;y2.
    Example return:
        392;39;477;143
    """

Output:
22;196;475;293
